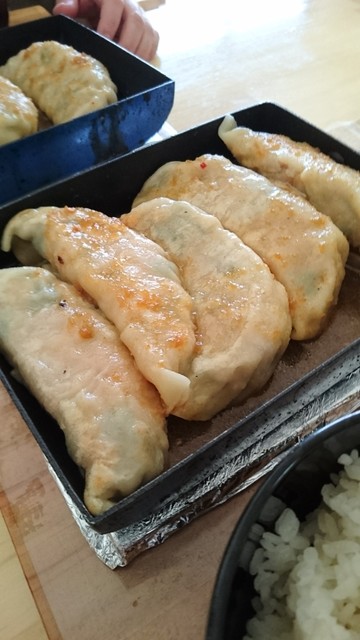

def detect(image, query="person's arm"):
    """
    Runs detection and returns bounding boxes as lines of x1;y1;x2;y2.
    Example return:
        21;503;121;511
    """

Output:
53;0;159;61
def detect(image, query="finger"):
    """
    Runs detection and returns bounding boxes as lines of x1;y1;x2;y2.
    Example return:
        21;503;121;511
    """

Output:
53;0;99;21
116;7;145;54
53;0;80;18
134;27;159;61
96;0;126;41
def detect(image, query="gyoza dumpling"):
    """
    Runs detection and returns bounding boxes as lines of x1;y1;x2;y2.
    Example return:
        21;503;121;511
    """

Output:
0;266;168;515
123;198;292;420
218;115;360;248
133;154;349;341
0;41;117;124
1;206;196;412
0;75;38;144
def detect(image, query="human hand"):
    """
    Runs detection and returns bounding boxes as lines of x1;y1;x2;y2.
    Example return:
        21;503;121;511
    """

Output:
53;0;159;61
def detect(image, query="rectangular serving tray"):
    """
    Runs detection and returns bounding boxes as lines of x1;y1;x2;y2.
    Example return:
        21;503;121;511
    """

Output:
0;15;174;204
0;102;359;535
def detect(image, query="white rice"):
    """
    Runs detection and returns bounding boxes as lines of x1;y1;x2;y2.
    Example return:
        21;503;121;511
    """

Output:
245;449;360;640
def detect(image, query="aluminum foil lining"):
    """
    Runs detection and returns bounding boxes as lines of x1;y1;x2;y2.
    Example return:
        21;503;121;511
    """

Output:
47;342;360;568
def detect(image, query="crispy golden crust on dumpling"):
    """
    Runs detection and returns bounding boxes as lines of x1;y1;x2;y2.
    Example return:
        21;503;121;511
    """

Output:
134;154;349;341
0;40;117;124
0;74;38;144
0;266;168;515
123;197;292;420
1;206;196;413
218;115;360;248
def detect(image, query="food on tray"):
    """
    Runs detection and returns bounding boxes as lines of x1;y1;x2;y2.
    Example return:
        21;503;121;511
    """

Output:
1;206;196;413
1;111;359;514
0;266;168;515
218;114;360;248
0;40;117;125
123;198;292;420
246;450;360;639
133;153;349;341
0;75;38;144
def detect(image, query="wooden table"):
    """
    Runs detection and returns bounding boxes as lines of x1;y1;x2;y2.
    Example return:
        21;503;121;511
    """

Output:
1;1;360;638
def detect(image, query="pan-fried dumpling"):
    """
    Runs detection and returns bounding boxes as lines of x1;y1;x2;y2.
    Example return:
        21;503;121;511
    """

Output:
0;41;117;124
0;266;168;515
123;198;292;420
1;206;196;412
133;154;349;341
218;115;360;248
0;75;38;144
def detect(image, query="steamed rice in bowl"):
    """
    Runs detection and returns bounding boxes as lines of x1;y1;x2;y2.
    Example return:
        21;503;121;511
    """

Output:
206;411;360;640
247;449;360;639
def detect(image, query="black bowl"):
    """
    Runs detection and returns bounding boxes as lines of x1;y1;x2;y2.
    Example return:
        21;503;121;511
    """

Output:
206;410;360;640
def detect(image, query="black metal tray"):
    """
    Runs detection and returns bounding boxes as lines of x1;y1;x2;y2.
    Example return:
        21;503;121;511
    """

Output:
0;15;174;204
0;102;359;534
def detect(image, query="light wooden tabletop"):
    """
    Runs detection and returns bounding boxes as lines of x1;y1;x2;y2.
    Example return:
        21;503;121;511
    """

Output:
1;1;360;639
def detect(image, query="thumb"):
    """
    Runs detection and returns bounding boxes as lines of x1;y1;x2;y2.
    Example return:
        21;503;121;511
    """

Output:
53;0;80;18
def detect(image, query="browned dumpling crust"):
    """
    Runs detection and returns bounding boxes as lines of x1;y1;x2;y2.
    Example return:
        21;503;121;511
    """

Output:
123;197;292;420
0;74;38;144
218;115;360;248
1;206;196;413
133;154;349;341
0;40;117;124
0;266;168;515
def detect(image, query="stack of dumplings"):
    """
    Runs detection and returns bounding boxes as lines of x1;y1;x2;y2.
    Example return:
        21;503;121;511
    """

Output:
133;153;349;341
0;116;359;515
0;40;117;145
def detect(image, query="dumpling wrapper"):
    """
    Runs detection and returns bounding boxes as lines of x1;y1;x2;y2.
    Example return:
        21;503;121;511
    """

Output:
1;206;196;412
0;75;38;145
0;266;168;515
123;198;292;420
218;114;360;248
0;41;117;124
133;154;349;341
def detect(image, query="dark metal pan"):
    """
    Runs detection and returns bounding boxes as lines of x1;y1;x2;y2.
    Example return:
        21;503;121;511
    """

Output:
0;15;174;204
0;102;359;534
